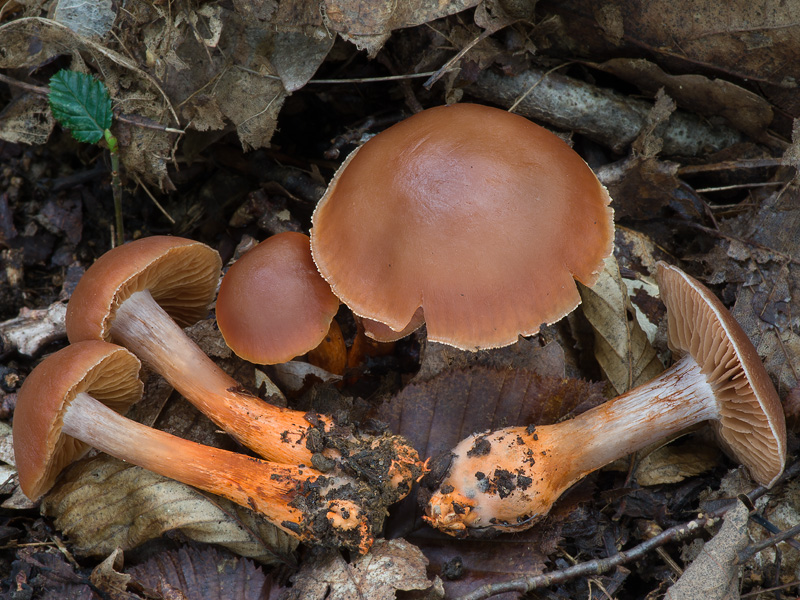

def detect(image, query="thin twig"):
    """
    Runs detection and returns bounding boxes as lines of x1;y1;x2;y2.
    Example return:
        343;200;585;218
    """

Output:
508;62;574;114
132;173;175;224
456;458;800;600
235;64;455;85
694;182;783;193
741;580;800;598
0;73;184;134
677;158;784;175
455;515;719;600
680;221;800;267
423;26;500;89
737;522;800;564
0;72;49;95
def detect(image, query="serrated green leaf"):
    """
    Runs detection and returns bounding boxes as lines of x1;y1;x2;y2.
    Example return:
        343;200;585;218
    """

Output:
48;69;112;144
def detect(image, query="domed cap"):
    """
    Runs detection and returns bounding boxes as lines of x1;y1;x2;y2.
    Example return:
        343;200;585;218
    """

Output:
311;103;614;350
216;232;340;364
12;341;143;499
657;262;786;486
66;236;222;343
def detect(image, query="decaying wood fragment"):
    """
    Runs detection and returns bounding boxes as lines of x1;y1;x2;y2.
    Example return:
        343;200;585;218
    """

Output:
0;303;67;357
471;68;744;156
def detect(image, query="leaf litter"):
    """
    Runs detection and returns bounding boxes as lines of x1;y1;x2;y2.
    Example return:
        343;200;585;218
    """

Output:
2;0;800;597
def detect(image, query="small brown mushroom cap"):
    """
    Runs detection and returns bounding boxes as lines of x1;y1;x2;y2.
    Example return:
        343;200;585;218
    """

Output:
657;261;786;486
216;232;340;364
12;340;143;499
66;236;221;343
311;103;614;350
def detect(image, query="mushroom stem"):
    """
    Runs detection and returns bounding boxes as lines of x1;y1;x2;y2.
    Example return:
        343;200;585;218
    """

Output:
62;391;376;552
426;354;720;534
111;289;327;465
110;290;421;502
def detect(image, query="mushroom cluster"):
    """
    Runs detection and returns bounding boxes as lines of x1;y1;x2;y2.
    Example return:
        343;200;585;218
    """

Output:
13;341;377;552
13;102;779;556
14;233;424;553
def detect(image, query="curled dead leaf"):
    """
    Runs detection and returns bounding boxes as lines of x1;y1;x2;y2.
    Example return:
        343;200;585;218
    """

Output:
282;539;434;600
42;454;298;565
578;256;664;395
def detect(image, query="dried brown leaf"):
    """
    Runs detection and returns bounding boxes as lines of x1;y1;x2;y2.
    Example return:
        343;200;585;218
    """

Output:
542;0;800;120
665;501;749;600
127;544;273;600
415;527;560;600
322;0;480;57
634;440;722;486
708;189;800;399
597;58;775;143
378;366;605;461
578;256;664;395
0;94;55;145
42;454;298;565
282;539;433;600
90;549;138;600
631;87;676;159
15;550;95;599
416;337;566;382
52;0;116;38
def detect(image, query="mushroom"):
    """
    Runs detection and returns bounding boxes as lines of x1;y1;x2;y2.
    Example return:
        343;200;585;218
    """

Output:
425;262;786;535
65;236;421;501
12;340;379;552
311;103;614;351
216;232;340;365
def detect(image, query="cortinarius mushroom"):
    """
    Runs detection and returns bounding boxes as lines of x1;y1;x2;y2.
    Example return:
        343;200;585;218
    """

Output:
216;232;340;365
65;236;421;501
425;262;786;535
12;341;378;551
311;103;614;350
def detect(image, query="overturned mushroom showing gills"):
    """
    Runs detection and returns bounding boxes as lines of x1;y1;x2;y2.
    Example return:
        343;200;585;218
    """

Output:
12;341;379;552
425;262;786;535
311;103;614;350
216;232;340;365
65;236;421;503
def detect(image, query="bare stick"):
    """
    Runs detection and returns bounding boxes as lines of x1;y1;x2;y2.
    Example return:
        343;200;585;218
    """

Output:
455;458;800;600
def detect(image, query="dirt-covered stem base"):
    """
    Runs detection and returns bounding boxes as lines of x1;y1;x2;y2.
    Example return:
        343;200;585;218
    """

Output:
110;289;422;503
64;392;379;552
426;355;718;534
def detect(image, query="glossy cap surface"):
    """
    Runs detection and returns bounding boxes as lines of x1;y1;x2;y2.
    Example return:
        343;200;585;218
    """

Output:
216;232;340;364
311;103;614;350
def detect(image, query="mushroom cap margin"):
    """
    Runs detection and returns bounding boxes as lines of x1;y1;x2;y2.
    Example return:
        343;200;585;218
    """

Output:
12;340;143;499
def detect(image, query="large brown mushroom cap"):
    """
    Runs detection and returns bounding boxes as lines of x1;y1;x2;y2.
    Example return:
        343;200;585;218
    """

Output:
657;262;786;486
216;232;340;364
311;103;614;350
12;340;143;499
66;236;221;343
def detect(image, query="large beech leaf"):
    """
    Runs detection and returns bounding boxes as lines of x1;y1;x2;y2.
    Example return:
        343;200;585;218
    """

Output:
377;365;606;461
578;256;664;395
127;544;274;600
42;454;297;565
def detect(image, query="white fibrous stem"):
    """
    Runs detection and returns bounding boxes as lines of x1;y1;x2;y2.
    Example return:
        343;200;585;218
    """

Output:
110;290;323;464
427;355;719;534
62;392;374;550
109;291;422;503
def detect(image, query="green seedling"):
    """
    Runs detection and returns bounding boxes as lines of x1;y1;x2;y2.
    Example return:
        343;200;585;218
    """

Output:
48;69;124;246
